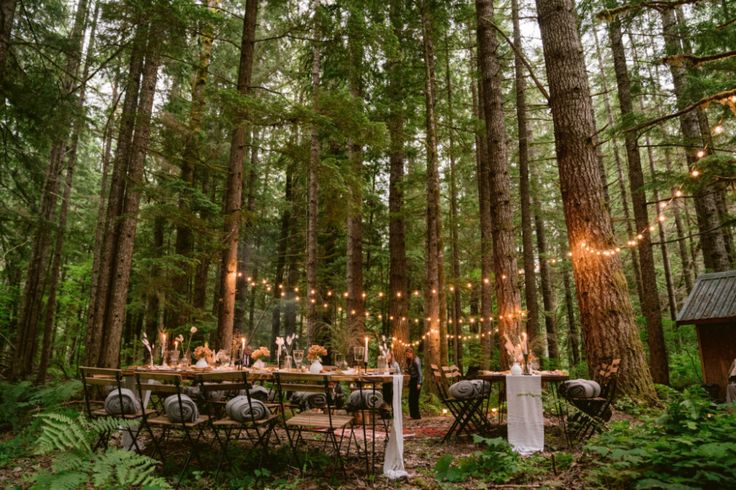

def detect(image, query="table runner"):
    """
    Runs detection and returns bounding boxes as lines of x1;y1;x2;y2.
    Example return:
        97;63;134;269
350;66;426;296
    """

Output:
383;374;408;479
506;375;543;454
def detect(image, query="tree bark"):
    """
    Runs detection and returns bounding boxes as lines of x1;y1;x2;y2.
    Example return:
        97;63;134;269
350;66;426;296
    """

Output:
346;5;365;346
0;0;17;85
476;0;521;368
512;0;541;361
99;30;161;368
561;255;580;365
592;25;644;301
387;0;408;362
87;17;147;367
420;0;444;376
535;0;656;399
306;0;321;344
36;0;100;383
14;0;90;378
216;0;258;351
532;178;558;360
473;70;493;370
660;7;730;272
608;17;669;385
175;0;219;327
444;31;462;370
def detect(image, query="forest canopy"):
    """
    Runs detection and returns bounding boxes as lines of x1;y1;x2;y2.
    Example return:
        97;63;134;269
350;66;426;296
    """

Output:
0;0;734;398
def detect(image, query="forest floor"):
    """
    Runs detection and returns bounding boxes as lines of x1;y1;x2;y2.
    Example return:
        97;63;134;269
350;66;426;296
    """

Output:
0;411;615;489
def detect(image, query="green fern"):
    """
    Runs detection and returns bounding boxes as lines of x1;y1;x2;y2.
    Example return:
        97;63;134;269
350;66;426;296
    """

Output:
31;412;171;489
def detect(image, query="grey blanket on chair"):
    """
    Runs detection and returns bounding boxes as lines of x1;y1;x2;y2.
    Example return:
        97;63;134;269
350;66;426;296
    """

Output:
559;379;601;399
246;385;270;402
225;395;270;422
346;389;383;411
104;388;141;415
290;391;327;409
164;394;199;422
448;379;491;399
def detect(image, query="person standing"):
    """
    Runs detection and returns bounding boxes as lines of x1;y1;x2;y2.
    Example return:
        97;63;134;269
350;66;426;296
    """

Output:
406;347;422;419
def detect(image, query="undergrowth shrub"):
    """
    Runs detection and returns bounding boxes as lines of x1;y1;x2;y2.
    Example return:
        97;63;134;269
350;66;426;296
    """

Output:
585;386;736;489
30;412;170;489
0;380;81;431
434;435;548;484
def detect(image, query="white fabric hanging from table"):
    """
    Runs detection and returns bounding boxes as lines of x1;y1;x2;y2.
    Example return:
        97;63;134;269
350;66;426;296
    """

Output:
383;374;408;479
506;374;543;455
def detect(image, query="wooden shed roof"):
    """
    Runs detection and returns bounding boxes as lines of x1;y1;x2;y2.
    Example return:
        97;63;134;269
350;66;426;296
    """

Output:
676;270;736;325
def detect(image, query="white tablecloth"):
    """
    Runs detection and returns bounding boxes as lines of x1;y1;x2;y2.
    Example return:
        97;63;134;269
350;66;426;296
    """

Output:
506;375;543;454
383;374;408;479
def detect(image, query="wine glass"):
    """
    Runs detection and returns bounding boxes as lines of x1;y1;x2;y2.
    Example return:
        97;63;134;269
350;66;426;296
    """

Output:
293;349;304;370
353;346;364;371
334;353;344;371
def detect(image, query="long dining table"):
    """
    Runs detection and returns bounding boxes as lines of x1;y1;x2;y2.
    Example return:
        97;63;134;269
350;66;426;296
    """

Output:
121;365;408;479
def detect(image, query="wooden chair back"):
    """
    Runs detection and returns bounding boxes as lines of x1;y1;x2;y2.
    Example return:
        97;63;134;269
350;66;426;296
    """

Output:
80;366;125;417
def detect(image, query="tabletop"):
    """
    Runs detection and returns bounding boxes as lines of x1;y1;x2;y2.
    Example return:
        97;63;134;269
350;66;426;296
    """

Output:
476;371;569;383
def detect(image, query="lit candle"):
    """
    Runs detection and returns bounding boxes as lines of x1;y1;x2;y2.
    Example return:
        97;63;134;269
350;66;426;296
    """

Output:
174;340;179;352
161;333;166;357
241;337;246;355
521;332;528;355
364;336;369;363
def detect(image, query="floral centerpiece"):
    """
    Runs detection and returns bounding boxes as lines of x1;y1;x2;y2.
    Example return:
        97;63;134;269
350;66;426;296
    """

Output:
193;345;213;368
307;344;328;373
251;346;270;369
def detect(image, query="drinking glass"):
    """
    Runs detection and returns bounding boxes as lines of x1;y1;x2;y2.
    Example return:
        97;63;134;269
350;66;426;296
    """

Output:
334;353;344;371
353;346;364;369
293;349;304;370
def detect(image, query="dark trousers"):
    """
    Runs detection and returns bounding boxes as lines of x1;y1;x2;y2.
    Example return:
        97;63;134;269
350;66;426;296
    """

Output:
408;378;421;419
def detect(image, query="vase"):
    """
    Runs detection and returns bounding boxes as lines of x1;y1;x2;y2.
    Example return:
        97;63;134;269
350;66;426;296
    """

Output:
510;362;523;376
309;359;323;374
195;358;208;368
253;359;265;369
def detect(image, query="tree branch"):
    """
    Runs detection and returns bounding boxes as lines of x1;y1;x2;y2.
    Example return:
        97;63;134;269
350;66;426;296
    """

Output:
487;20;550;102
628;87;736;133
664;50;736;66
597;1;703;21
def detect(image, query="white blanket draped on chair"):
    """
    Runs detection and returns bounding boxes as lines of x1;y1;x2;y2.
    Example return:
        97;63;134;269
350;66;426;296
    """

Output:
506;375;544;455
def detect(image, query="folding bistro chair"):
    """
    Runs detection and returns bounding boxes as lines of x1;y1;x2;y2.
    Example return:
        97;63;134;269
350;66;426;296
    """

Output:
431;364;491;441
197;371;278;478
275;372;353;474
565;358;621;442
80;366;143;451
345;376;391;475
135;372;209;484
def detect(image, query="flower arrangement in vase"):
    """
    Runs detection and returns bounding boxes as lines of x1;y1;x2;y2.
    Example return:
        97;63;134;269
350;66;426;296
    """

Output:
251;346;270;369
307;344;328;373
193;345;213;368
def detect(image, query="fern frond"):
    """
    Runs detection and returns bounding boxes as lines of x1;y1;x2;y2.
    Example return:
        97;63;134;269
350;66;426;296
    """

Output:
34;413;91;454
31;470;88;490
92;449;171;489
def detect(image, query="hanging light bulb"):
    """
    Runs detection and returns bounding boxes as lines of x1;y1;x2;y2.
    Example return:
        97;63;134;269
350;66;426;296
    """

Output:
691;169;700;177
713;124;724;135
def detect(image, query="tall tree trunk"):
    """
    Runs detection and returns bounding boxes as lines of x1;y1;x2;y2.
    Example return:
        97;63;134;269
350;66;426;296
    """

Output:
36;1;100;383
476;0;521;368
0;0;17;85
216;0;258;351
346;6;365;346
532;179;558;360
660;7;730;272
306;0;321;344
87;17;147;367
473;70;493;370
175;0;219;327
99;31;161;368
387;0;408;362
608;17;669;385
592;25;644;301
535;0;655;399
14;0;90;378
271;161;292;360
561;255;579;365
444;32;462;370
420;0;444;376
512;0;541;360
